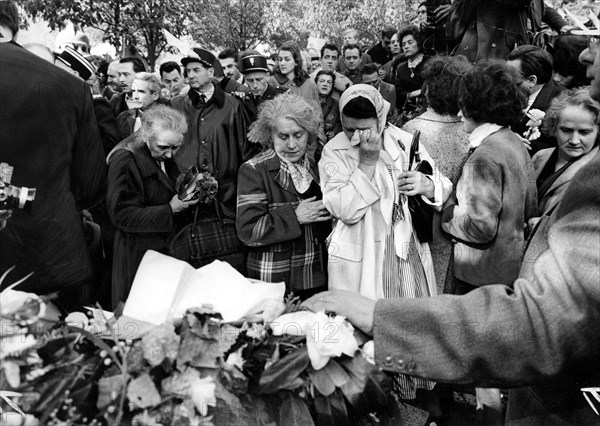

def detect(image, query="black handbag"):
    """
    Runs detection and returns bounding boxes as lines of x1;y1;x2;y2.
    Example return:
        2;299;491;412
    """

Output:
407;130;434;243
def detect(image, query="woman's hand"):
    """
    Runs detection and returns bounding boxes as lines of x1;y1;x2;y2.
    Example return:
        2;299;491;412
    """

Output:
295;196;331;225
169;194;199;214
302;290;376;335
398;171;435;199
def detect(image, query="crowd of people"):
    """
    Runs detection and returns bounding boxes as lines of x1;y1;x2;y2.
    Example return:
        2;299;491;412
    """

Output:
1;0;599;424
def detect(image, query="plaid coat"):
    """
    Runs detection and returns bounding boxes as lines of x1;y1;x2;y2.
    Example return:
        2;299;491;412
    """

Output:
236;149;330;291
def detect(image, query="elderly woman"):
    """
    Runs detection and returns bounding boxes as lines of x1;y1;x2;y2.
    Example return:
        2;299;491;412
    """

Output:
403;55;473;293
107;105;197;307
319;84;452;400
443;61;537;292
236;94;330;297
268;41;320;107
521;89;599;280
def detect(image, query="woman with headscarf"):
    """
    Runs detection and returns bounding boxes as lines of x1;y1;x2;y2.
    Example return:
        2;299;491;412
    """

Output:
318;84;452;402
236;94;331;298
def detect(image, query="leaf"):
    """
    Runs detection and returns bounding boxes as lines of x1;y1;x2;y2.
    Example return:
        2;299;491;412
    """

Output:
279;392;315;426
337;357;372;412
258;347;310;394
322;359;352;388
314;389;349;426
127;373;161;409
97;374;124;410
308;366;336;396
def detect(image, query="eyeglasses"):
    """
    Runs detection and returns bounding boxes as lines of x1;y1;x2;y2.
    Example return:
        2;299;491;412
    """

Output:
589;36;599;55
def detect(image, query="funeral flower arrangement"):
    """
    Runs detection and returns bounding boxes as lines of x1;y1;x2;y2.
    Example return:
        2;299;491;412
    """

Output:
0;272;397;425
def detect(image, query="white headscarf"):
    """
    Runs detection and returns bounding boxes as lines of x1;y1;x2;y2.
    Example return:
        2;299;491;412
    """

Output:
338;84;391;134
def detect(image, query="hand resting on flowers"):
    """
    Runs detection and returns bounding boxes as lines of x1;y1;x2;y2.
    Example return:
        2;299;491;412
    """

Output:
295;196;331;225
302;290;376;336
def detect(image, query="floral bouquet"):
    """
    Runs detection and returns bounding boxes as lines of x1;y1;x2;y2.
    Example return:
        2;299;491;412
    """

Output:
522;108;546;142
176;167;218;203
0;286;398;425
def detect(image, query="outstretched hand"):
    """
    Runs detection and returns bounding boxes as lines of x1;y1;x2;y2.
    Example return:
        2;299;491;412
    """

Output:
302;290;376;335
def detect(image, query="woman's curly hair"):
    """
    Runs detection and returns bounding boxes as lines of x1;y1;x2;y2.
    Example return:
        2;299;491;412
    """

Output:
458;61;527;126
541;88;600;138
422;55;473;115
247;93;321;149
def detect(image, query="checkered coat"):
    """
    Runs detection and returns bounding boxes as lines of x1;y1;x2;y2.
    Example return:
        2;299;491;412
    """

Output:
236;149;330;291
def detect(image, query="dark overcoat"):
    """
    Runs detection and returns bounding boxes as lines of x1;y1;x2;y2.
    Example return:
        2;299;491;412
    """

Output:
106;136;179;306
0;43;106;293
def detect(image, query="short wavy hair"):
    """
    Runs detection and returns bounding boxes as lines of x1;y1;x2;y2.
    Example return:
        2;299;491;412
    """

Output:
141;105;188;143
398;25;422;51
458;61;527;126
247;93;321;149
422;55;473;115
541;88;600;139
134;72;161;94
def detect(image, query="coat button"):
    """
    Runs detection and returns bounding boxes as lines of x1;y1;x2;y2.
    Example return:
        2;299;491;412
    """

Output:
491;42;497;48
383;356;393;367
201;140;206;144
397;359;405;370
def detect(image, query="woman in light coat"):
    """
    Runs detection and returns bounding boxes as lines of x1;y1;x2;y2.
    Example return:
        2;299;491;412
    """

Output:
318;84;452;401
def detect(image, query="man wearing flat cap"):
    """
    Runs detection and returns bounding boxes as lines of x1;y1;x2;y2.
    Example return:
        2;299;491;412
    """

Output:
239;53;278;123
170;47;253;272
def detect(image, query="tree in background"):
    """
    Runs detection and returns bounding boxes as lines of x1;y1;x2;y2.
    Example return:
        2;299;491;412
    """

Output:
16;0;421;68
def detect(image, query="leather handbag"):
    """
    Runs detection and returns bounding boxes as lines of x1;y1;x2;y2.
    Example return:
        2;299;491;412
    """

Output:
407;130;434;243
169;203;245;271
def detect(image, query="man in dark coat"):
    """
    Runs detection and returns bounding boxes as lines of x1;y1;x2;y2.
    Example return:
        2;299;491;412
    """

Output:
170;48;253;271
444;0;569;62
0;43;106;310
507;45;566;154
366;25;396;67
239;53;278;123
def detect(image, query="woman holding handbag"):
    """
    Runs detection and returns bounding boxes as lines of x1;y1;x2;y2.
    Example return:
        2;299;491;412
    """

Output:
107;105;197;308
318;84;452;402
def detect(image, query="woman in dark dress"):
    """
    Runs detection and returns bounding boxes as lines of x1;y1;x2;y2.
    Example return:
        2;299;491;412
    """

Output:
107;105;197;307
236;94;331;298
394;25;430;118
315;70;342;142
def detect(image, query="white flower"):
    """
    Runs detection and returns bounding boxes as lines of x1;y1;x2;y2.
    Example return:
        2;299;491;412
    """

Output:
270;311;316;336
527;108;546;122
190;375;217;416
361;341;375;365
306;311;358;370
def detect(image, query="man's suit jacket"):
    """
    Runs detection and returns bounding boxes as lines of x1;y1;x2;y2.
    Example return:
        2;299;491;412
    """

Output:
109;92;130;117
373;153;600;424
0;43;106;292
93;95;121;156
514;80;566;155
116;108;139;140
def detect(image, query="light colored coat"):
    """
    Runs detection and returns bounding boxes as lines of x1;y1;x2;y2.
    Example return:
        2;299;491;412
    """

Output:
319;125;452;300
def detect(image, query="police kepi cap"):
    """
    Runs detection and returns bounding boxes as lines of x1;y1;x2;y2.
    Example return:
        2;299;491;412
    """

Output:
240;54;269;74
